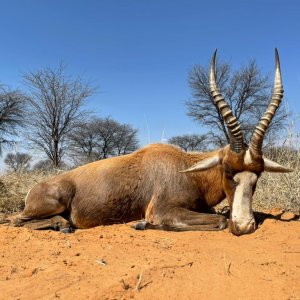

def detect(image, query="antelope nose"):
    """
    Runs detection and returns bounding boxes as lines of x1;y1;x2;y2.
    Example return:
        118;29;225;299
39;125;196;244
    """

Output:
230;219;256;236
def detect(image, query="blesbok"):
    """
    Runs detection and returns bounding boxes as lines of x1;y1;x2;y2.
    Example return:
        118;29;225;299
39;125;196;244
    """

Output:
10;49;291;235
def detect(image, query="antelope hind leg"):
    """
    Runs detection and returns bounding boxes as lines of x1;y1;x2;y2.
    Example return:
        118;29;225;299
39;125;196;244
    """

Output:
8;215;74;233
134;209;227;232
0;215;13;224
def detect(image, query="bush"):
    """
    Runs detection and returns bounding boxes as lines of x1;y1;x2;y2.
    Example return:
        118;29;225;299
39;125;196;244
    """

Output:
0;170;62;213
253;147;300;214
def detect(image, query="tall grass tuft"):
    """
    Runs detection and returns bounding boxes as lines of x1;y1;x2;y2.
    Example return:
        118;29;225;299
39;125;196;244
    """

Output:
253;116;300;214
0;170;62;213
253;147;300;214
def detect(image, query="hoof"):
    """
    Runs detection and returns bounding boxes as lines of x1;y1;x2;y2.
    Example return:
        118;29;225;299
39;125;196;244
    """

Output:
132;221;148;230
59;226;75;234
10;218;24;227
0;217;10;225
219;216;228;230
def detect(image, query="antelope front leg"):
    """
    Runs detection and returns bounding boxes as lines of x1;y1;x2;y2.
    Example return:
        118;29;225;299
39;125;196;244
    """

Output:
134;208;227;231
6;215;74;233
0;213;16;225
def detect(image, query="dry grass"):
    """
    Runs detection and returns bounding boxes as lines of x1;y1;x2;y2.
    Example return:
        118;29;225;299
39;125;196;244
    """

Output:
0;147;299;215
0;170;61;213
254;147;300;214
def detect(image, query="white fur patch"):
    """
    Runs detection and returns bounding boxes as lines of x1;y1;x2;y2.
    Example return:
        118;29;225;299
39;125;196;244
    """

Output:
231;171;257;229
244;149;253;165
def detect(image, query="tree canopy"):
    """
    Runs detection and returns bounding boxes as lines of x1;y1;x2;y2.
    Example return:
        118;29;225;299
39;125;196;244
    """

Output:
0;85;27;154
68;117;139;163
168;134;208;152
186;59;287;147
23;63;96;167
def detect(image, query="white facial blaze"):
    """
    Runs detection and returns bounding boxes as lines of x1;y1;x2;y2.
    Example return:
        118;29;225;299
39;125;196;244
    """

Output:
244;149;253;165
231;171;257;230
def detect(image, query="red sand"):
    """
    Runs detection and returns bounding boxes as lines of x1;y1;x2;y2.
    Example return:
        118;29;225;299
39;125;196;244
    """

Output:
0;216;299;300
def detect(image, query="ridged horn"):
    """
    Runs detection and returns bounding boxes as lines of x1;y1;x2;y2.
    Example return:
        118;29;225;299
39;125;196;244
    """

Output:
249;48;284;154
210;49;244;153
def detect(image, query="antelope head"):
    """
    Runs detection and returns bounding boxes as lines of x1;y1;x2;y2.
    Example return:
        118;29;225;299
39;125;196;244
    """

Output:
183;49;292;235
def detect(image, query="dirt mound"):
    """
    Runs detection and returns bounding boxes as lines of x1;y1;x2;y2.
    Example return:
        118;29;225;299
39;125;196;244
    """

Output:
0;216;299;300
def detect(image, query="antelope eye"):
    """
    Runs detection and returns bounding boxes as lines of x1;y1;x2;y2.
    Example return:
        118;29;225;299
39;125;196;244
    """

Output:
224;167;236;179
232;179;239;186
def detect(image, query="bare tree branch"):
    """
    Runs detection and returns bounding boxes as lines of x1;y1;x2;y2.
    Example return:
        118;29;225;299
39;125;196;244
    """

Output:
186;58;287;147
0;85;27;154
4;152;32;172
69;117;139;164
23;63;96;167
168;134;208;152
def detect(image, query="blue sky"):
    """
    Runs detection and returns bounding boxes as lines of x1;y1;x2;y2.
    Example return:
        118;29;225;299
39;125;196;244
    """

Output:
0;0;300;149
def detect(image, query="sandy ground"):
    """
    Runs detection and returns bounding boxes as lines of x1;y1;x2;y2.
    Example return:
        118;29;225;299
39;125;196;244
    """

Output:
0;213;299;300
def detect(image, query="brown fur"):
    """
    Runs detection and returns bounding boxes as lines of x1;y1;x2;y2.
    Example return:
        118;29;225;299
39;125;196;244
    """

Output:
20;142;288;235
21;144;229;229
16;50;289;235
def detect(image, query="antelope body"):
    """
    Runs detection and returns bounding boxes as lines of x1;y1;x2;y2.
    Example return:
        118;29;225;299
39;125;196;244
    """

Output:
16;50;291;235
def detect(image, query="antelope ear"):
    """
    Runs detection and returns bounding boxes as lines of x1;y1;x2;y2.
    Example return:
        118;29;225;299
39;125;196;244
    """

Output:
180;154;221;173
263;157;293;173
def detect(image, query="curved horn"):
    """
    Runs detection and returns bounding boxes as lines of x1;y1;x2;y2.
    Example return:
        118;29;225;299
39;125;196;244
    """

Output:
210;49;244;153
249;49;284;154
